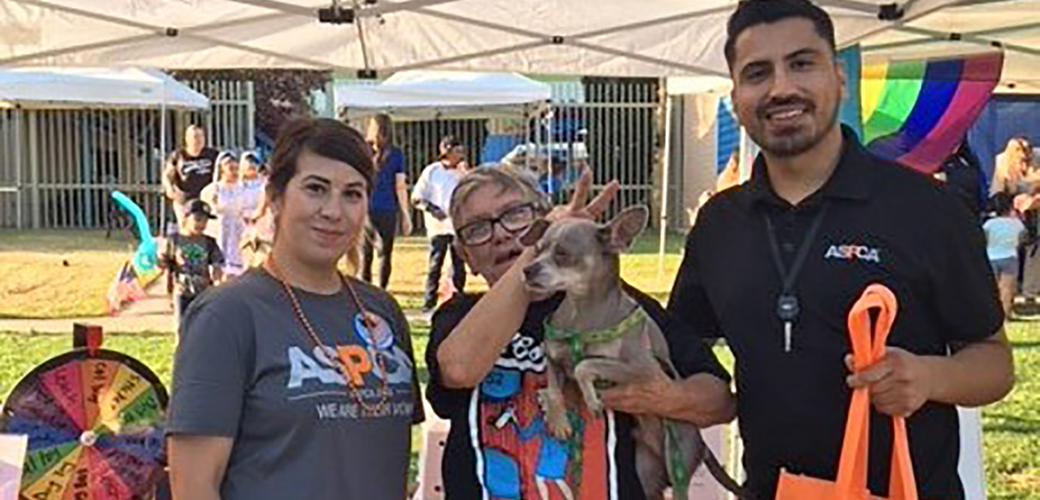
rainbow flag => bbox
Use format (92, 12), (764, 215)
(861, 51), (1003, 173)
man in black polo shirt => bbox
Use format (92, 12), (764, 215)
(163, 124), (219, 225)
(668, 1), (1015, 499)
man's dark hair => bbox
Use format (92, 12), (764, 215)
(724, 0), (837, 69)
(439, 135), (464, 160)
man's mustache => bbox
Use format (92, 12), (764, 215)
(756, 97), (815, 118)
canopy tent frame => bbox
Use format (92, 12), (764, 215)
(864, 24), (1040, 58)
(1, 0), (960, 77)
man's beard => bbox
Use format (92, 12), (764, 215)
(750, 99), (840, 158)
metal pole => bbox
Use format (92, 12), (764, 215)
(14, 110), (23, 229)
(657, 92), (672, 286)
(159, 76), (167, 230)
(546, 105), (554, 196)
(28, 110), (39, 228)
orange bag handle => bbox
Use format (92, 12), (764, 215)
(835, 284), (919, 500)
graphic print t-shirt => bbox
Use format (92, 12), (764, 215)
(169, 147), (219, 199)
(167, 233), (223, 297)
(168, 269), (424, 500)
(426, 286), (730, 500)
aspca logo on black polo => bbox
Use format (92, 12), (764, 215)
(824, 243), (881, 263)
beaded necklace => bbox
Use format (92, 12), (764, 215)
(266, 257), (392, 415)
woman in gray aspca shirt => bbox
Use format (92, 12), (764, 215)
(167, 118), (424, 500)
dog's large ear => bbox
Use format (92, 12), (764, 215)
(520, 218), (551, 247)
(600, 205), (649, 253)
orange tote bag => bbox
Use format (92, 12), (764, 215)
(775, 284), (922, 500)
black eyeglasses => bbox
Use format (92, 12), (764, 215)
(457, 203), (537, 246)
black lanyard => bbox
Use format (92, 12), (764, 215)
(762, 201), (829, 351)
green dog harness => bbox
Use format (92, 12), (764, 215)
(543, 306), (650, 364)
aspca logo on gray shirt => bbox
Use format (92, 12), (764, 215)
(824, 243), (881, 263)
(287, 344), (416, 421)
(287, 344), (415, 389)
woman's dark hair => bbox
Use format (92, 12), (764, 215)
(724, 0), (836, 69)
(368, 114), (395, 171)
(989, 191), (1014, 216)
(267, 118), (375, 202)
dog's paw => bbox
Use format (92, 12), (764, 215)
(583, 392), (604, 413)
(548, 417), (573, 440)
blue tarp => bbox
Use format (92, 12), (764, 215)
(717, 97), (738, 173)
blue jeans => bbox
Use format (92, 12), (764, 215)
(424, 234), (466, 309)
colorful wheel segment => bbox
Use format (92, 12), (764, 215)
(0, 349), (168, 500)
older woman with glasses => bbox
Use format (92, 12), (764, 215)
(424, 166), (735, 499)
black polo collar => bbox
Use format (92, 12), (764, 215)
(744, 125), (875, 210)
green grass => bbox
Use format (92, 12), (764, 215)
(0, 230), (140, 318)
(984, 320), (1040, 499)
(1, 322), (1037, 498)
(0, 229), (686, 318)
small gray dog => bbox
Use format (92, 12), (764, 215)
(521, 205), (744, 500)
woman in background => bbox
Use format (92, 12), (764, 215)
(241, 151), (274, 267)
(992, 136), (1036, 197)
(362, 114), (412, 288)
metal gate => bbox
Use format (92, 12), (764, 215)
(560, 77), (661, 221)
(0, 78), (256, 230)
(0, 109), (25, 228)
(182, 80), (256, 152)
(0, 108), (175, 230)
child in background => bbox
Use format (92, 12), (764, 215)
(160, 199), (224, 328)
(202, 152), (247, 276)
(240, 152), (267, 220)
(241, 152), (274, 267)
(984, 191), (1026, 316)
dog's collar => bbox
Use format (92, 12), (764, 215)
(543, 306), (649, 363)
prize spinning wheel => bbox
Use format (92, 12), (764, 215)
(0, 341), (168, 500)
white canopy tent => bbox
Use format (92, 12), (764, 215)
(0, 66), (209, 109)
(335, 70), (550, 120)
(2, 0), (1028, 79)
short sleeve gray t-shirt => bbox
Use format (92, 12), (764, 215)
(167, 268), (423, 500)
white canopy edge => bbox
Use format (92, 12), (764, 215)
(335, 70), (550, 120)
(0, 66), (209, 110)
